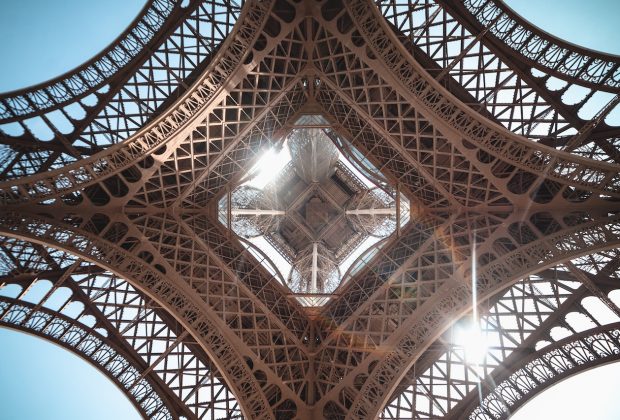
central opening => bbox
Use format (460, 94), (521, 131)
(219, 115), (409, 306)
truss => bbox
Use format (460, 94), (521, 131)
(1, 1), (619, 419)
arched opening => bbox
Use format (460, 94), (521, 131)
(0, 232), (244, 419)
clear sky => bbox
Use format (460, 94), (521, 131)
(0, 0), (145, 93)
(506, 0), (620, 55)
(0, 328), (141, 420)
(0, 1), (619, 419)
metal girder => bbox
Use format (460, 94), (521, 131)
(436, 0), (620, 152)
(0, 1), (244, 178)
(1, 0), (620, 419)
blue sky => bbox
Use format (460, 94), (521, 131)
(507, 0), (620, 55)
(0, 1), (619, 419)
(0, 0), (145, 93)
(0, 3), (145, 419)
(0, 329), (140, 420)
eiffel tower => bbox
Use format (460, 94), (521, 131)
(1, 1), (620, 419)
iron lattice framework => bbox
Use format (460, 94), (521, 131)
(1, 0), (620, 419)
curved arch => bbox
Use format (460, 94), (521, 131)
(459, 0), (620, 92)
(0, 213), (272, 418)
(469, 323), (620, 419)
(379, 247), (620, 419)
(0, 1), (249, 186)
(2, 1), (619, 418)
(346, 0), (620, 198)
(347, 213), (620, 418)
(474, 215), (620, 299)
(0, 243), (245, 419)
(0, 0), (179, 122)
(0, 0), (269, 205)
(0, 297), (176, 419)
(377, 0), (589, 148)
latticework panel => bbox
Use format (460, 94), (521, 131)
(1, 0), (620, 418)
(0, 1), (244, 181)
(0, 239), (241, 419)
(382, 249), (620, 419)
(378, 0), (620, 163)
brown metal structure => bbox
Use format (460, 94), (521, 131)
(1, 1), (620, 419)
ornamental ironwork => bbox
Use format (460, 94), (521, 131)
(1, 0), (619, 419)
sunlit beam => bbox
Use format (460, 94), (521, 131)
(472, 235), (477, 321)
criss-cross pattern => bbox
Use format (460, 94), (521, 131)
(1, 1), (620, 419)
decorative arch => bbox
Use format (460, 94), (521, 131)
(470, 323), (620, 419)
(0, 0), (182, 121)
(379, 247), (620, 419)
(456, 0), (620, 92)
(0, 0), (619, 418)
(0, 298), (179, 420)
(0, 215), (272, 418)
(0, 235), (247, 419)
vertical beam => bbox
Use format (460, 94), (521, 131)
(396, 182), (401, 238)
(311, 242), (319, 294)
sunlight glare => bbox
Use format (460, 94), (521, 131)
(456, 322), (488, 378)
(246, 145), (291, 189)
